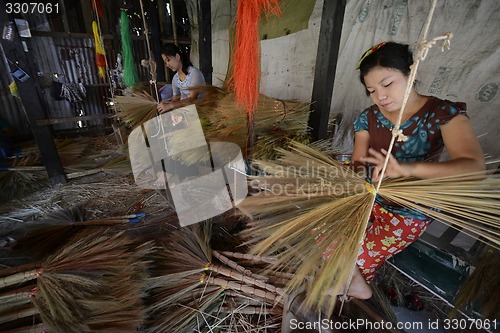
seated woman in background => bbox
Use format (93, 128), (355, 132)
(345, 41), (485, 299)
(156, 43), (205, 122)
(154, 43), (205, 187)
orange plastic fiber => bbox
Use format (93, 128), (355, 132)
(228, 0), (281, 120)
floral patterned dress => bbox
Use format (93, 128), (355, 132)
(352, 97), (467, 281)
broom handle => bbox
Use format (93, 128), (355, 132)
(218, 251), (277, 264)
(206, 276), (282, 305)
(212, 250), (257, 279)
(0, 270), (39, 289)
(3, 323), (47, 333)
(0, 166), (46, 172)
(220, 305), (282, 315)
(0, 287), (35, 303)
(209, 265), (284, 297)
(0, 307), (39, 325)
(66, 168), (102, 179)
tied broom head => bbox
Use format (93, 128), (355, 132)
(203, 93), (312, 159)
(241, 141), (375, 314)
(146, 221), (223, 332)
(113, 93), (158, 129)
(146, 220), (285, 332)
(34, 230), (153, 332)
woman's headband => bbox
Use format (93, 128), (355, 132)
(355, 42), (387, 70)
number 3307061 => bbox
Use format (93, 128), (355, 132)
(6, 3), (59, 14)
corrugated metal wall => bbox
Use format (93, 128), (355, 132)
(0, 43), (31, 136)
(0, 32), (151, 135)
(29, 33), (150, 131)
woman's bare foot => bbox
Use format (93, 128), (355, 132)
(326, 268), (372, 300)
(346, 268), (372, 299)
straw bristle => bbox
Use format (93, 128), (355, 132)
(241, 141), (500, 314)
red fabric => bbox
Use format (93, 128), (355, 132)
(357, 203), (431, 282)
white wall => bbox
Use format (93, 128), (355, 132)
(210, 0), (500, 163)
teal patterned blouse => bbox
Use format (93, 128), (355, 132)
(353, 96), (467, 219)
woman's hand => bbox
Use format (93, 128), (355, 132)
(157, 102), (172, 113)
(360, 148), (412, 182)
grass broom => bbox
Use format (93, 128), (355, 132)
(0, 231), (153, 332)
(146, 221), (285, 332)
(240, 141), (500, 315)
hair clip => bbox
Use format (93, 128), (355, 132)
(355, 42), (387, 70)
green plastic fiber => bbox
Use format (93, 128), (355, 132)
(121, 10), (139, 88)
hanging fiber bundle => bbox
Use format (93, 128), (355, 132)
(92, 21), (106, 80)
(227, 0), (281, 120)
(91, 0), (104, 18)
(120, 10), (139, 88)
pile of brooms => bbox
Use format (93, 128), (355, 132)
(2, 87), (499, 331)
(0, 137), (132, 204)
(0, 206), (296, 332)
(1, 140), (498, 332)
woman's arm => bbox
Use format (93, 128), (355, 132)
(408, 114), (485, 177)
(157, 70), (203, 113)
(351, 130), (371, 175)
(157, 93), (196, 113)
(362, 115), (485, 181)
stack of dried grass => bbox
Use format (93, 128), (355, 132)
(1, 137), (132, 202)
(144, 221), (285, 332)
(0, 203), (293, 332)
(0, 230), (153, 333)
(112, 87), (312, 162)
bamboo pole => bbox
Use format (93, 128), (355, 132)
(0, 270), (39, 289)
(0, 307), (39, 324)
(206, 276), (281, 305)
(212, 250), (256, 278)
(209, 265), (285, 297)
(218, 251), (277, 264)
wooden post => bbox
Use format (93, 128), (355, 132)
(197, 0), (212, 84)
(0, 12), (67, 185)
(308, 0), (347, 141)
(150, 0), (165, 83)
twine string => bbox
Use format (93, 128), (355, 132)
(374, 0), (452, 192)
(341, 0), (452, 313)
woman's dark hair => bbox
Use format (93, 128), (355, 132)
(358, 42), (413, 95)
(162, 43), (193, 74)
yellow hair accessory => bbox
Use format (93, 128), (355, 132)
(365, 183), (376, 195)
(356, 42), (387, 70)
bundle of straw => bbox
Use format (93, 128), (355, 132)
(145, 221), (285, 333)
(66, 155), (131, 179)
(452, 249), (500, 319)
(112, 89), (311, 163)
(240, 141), (500, 314)
(113, 92), (158, 128)
(12, 205), (147, 260)
(203, 93), (311, 160)
(0, 231), (153, 332)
